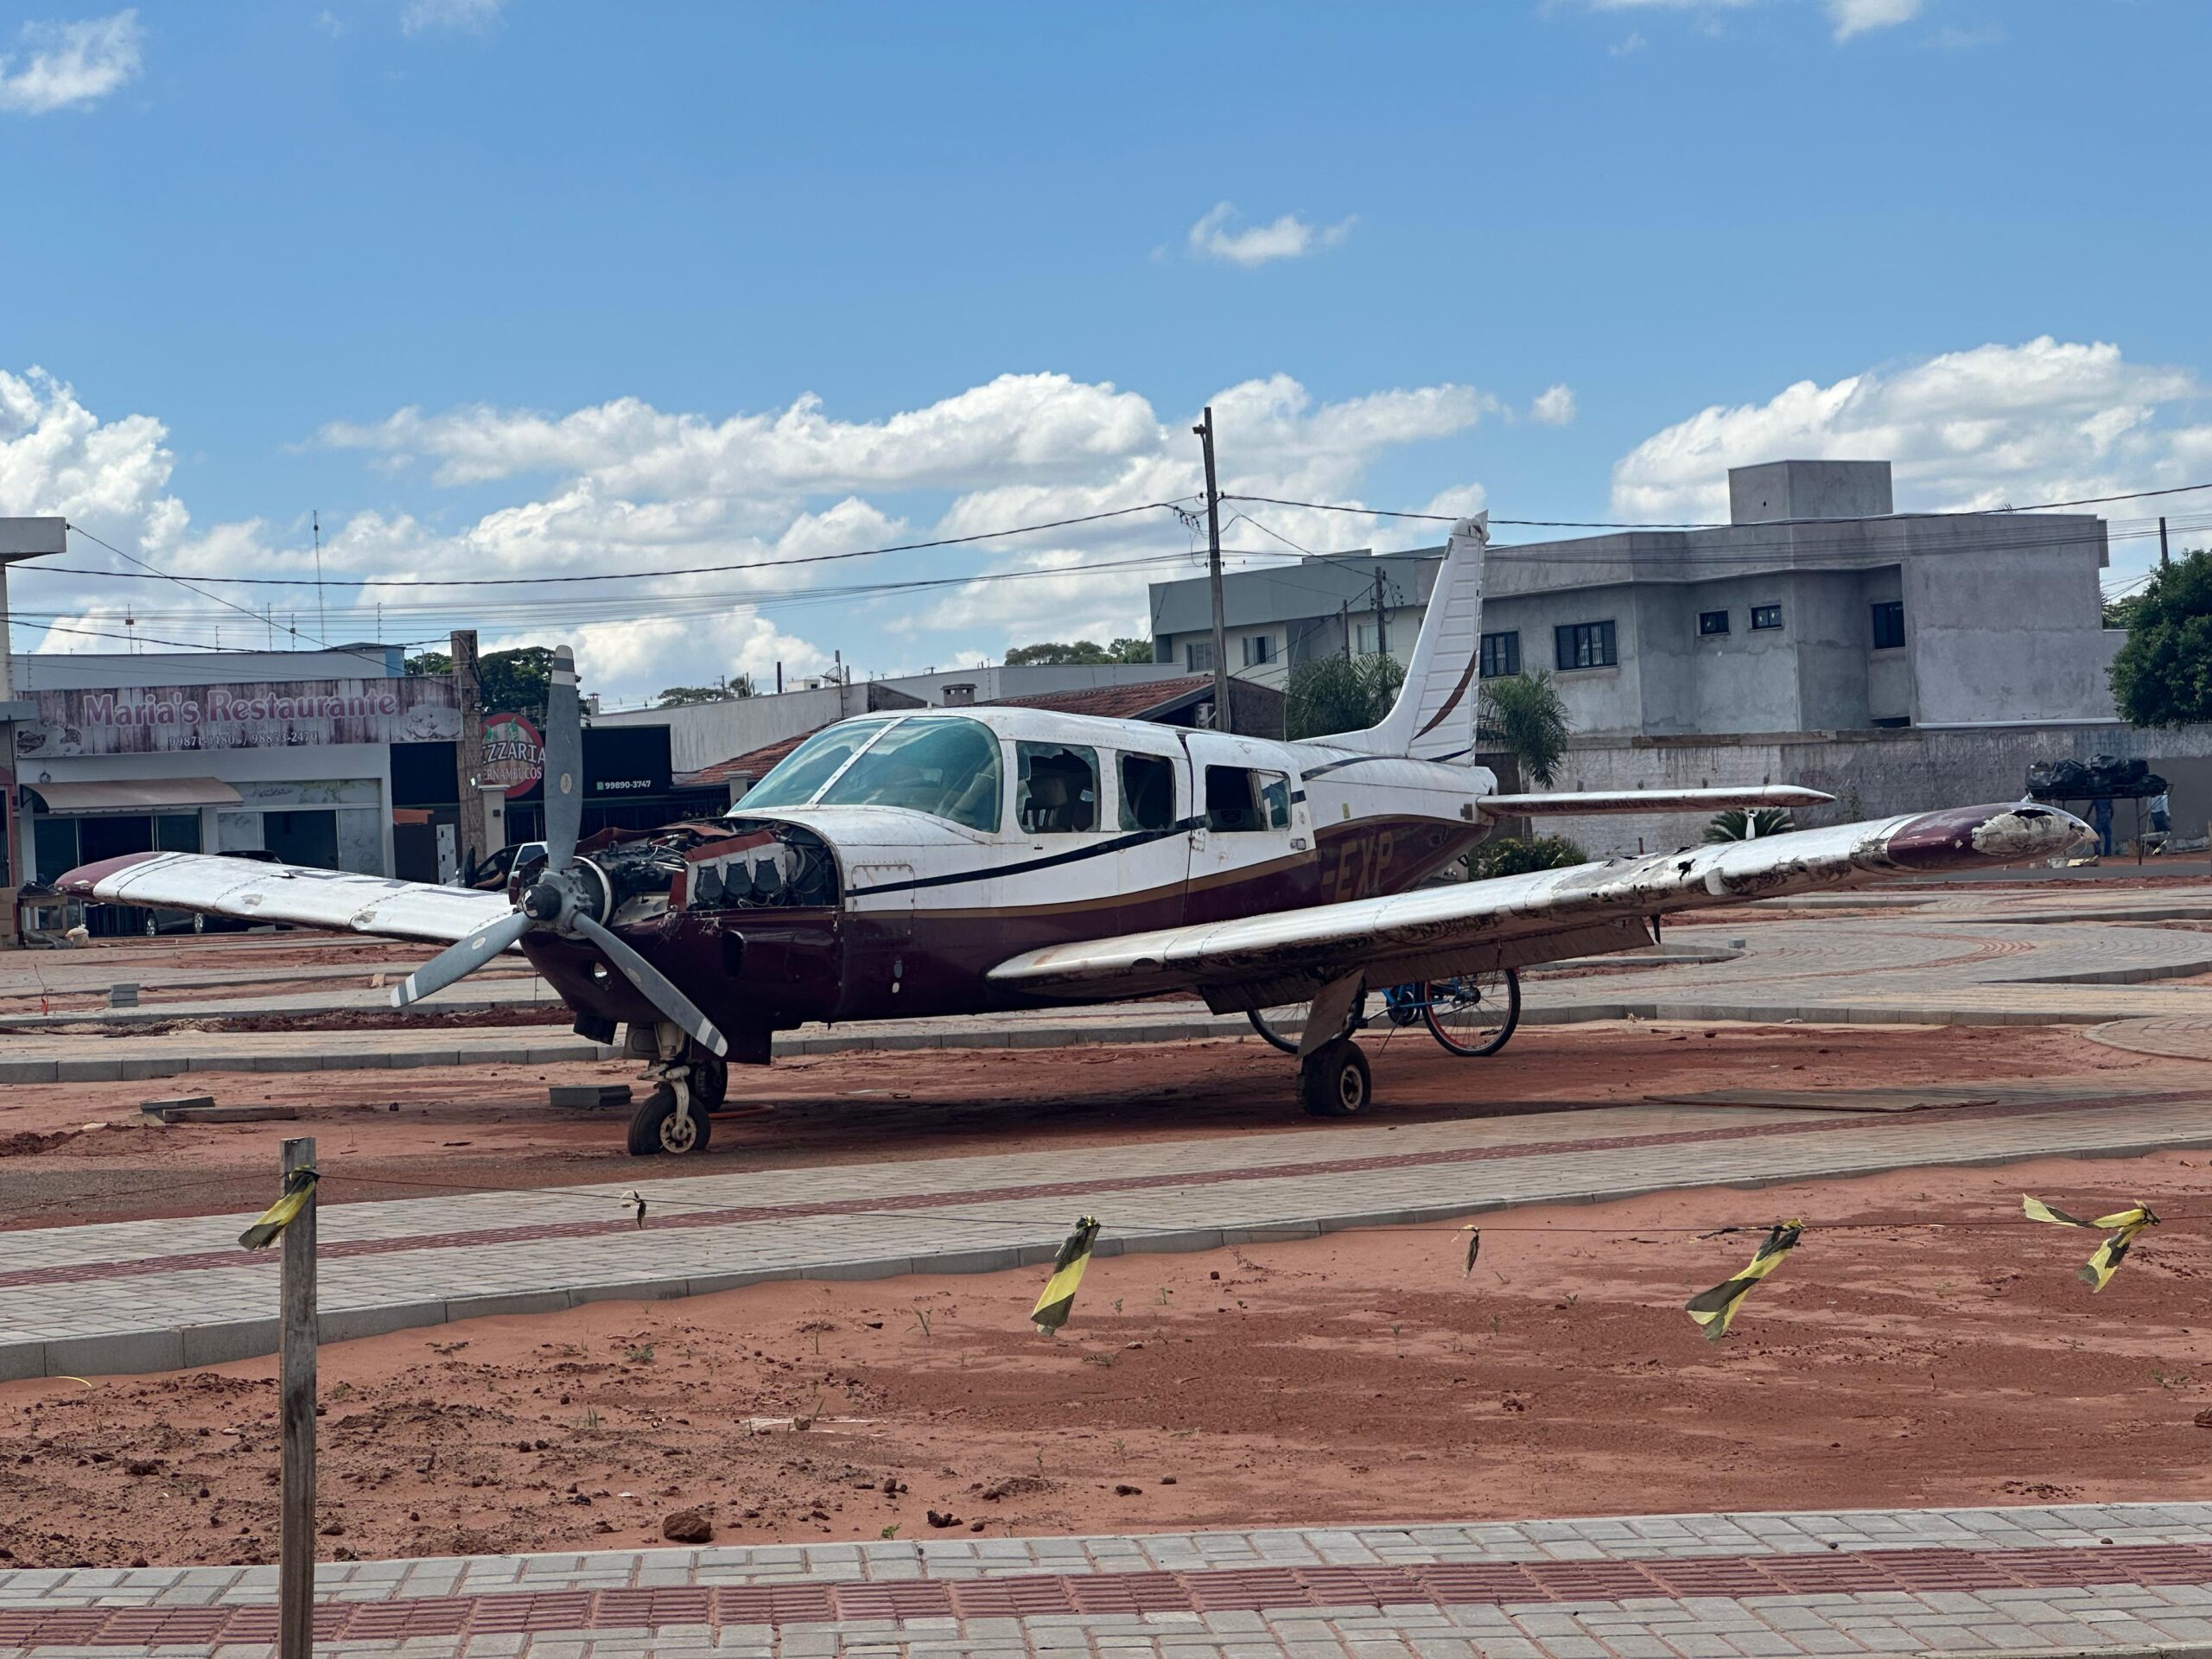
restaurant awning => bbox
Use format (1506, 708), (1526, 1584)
(24, 777), (245, 814)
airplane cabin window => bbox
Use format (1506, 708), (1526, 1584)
(1256, 771), (1293, 830)
(1016, 742), (1101, 833)
(1117, 753), (1177, 832)
(741, 718), (898, 810)
(815, 716), (1004, 831)
(1204, 765), (1262, 832)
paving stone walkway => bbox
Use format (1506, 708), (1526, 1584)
(9, 1503), (2212, 1657)
(3, 1079), (2205, 1382)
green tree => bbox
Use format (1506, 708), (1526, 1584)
(657, 685), (731, 707)
(2110, 550), (2212, 727)
(1476, 671), (1570, 789)
(1285, 652), (1405, 740)
(2103, 593), (2144, 630)
(1004, 638), (1156, 666)
(404, 645), (557, 720)
(1705, 807), (1797, 842)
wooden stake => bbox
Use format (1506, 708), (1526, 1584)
(278, 1135), (318, 1659)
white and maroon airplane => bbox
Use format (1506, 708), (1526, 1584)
(60, 516), (2088, 1155)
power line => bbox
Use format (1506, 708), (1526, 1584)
(36, 499), (1199, 591)
(1224, 479), (2212, 530)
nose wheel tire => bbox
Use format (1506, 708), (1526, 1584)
(626, 1082), (713, 1157)
(1297, 1038), (1371, 1117)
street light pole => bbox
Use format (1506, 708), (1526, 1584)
(1194, 407), (1233, 734)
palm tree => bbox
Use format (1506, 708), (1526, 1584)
(1476, 671), (1570, 788)
(1705, 807), (1796, 842)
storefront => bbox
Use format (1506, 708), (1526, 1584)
(10, 650), (459, 909)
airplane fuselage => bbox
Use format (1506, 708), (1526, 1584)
(523, 705), (1494, 1061)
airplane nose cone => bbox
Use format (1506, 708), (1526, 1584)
(1882, 802), (2094, 873)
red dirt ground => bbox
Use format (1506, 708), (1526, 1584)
(4, 1149), (2209, 1570)
(0, 1023), (2156, 1228)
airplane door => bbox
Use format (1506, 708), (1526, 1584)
(1181, 731), (1315, 925)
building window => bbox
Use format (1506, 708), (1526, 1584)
(1241, 633), (1274, 668)
(1117, 752), (1177, 832)
(1354, 621), (1382, 657)
(1185, 640), (1215, 673)
(1871, 601), (1905, 650)
(1015, 741), (1100, 834)
(1699, 610), (1731, 637)
(1751, 604), (1783, 630)
(940, 683), (976, 706)
(1554, 620), (1618, 671)
(1479, 630), (1521, 678)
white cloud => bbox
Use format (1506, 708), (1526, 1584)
(401, 0), (504, 35)
(11, 365), (1509, 700)
(1611, 337), (2205, 524)
(1827, 0), (1918, 40)
(0, 10), (141, 115)
(1610, 31), (1649, 54)
(1186, 202), (1356, 268)
(1530, 385), (1578, 427)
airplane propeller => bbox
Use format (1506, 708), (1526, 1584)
(391, 645), (729, 1057)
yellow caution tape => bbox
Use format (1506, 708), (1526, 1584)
(2024, 1195), (2158, 1291)
(238, 1166), (318, 1251)
(1031, 1215), (1100, 1335)
(1461, 1224), (1481, 1276)
(1685, 1220), (1802, 1343)
(620, 1189), (646, 1229)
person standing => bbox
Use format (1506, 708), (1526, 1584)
(2093, 796), (2114, 857)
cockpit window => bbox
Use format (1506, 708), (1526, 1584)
(815, 717), (1003, 831)
(737, 718), (897, 811)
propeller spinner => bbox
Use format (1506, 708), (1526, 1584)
(391, 645), (728, 1057)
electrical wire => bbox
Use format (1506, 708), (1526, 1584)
(1224, 479), (2212, 530)
(37, 499), (1200, 591)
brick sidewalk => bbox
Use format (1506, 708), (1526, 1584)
(9, 1504), (2212, 1657)
(3, 1084), (2207, 1382)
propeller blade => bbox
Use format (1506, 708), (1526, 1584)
(543, 644), (582, 870)
(391, 908), (533, 1009)
(571, 911), (729, 1057)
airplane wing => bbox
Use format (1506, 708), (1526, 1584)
(986, 802), (2088, 1010)
(55, 851), (516, 945)
(1481, 785), (1834, 816)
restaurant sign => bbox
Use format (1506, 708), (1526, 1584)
(17, 677), (461, 758)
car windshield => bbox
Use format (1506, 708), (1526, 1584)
(737, 719), (897, 811)
(816, 717), (1003, 831)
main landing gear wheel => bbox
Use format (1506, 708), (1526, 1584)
(1421, 969), (1521, 1058)
(1298, 1038), (1371, 1117)
(626, 1081), (713, 1157)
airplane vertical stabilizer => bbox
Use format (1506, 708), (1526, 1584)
(1325, 512), (1487, 761)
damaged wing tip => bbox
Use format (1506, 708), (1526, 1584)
(52, 851), (162, 897)
(1884, 802), (2094, 872)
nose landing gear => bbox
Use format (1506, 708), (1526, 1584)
(624, 1025), (730, 1156)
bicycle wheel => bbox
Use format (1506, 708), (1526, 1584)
(1421, 969), (1521, 1057)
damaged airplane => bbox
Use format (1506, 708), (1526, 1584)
(59, 516), (2092, 1154)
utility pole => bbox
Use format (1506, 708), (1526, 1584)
(452, 630), (486, 874)
(1340, 600), (1351, 661)
(1193, 406), (1232, 734)
(1371, 567), (1389, 659)
(311, 511), (327, 645)
(2161, 516), (2171, 569)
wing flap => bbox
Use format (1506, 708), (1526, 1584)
(988, 802), (2088, 1001)
(57, 852), (517, 945)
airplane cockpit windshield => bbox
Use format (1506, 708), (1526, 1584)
(734, 716), (1004, 832)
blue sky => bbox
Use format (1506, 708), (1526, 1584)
(3, 0), (2209, 702)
